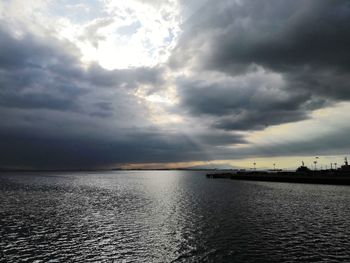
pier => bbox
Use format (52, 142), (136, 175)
(207, 158), (350, 185)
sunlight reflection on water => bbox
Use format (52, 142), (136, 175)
(0, 171), (349, 262)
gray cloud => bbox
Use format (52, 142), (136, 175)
(176, 72), (327, 130)
(0, 23), (164, 114)
(213, 110), (307, 131)
(0, 122), (247, 169)
(172, 0), (350, 132)
(0, 20), (245, 169)
(0, 26), (85, 111)
(173, 0), (350, 74)
(2, 0), (350, 168)
(0, 129), (200, 169)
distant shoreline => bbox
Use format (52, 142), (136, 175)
(0, 168), (232, 173)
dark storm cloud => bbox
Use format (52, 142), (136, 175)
(0, 22), (160, 168)
(172, 0), (350, 131)
(0, 23), (163, 113)
(2, 0), (350, 168)
(174, 0), (350, 73)
(176, 72), (326, 130)
(213, 110), (307, 131)
(0, 20), (246, 168)
(0, 128), (202, 169)
(205, 1), (350, 73)
(0, 26), (86, 111)
(177, 74), (310, 115)
(0, 125), (247, 169)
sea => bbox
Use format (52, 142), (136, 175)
(0, 171), (349, 262)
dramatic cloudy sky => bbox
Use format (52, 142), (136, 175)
(1, 0), (350, 169)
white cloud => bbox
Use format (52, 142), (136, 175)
(0, 0), (181, 70)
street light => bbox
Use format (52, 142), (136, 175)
(314, 156), (319, 170)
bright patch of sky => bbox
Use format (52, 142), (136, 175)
(0, 0), (181, 70)
(54, 0), (181, 69)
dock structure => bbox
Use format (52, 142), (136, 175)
(206, 158), (350, 185)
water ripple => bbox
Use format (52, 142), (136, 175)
(0, 171), (349, 262)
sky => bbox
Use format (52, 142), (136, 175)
(1, 0), (350, 170)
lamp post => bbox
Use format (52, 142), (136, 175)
(253, 162), (256, 171)
(314, 156), (319, 171)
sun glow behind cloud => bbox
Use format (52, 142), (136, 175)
(1, 0), (181, 70)
(56, 0), (181, 70)
(1, 0), (350, 169)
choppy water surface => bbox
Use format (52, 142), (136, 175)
(0, 171), (349, 262)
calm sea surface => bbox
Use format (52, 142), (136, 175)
(0, 171), (349, 262)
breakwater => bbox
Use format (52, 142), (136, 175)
(207, 171), (350, 185)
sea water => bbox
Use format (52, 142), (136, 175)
(0, 171), (349, 262)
